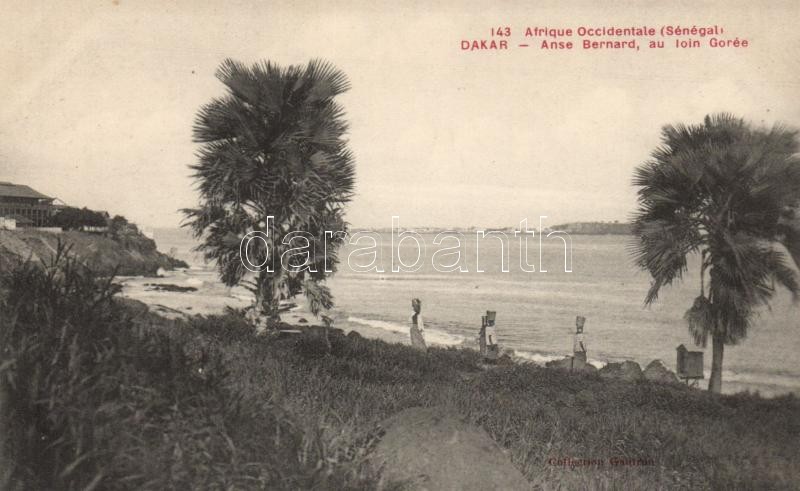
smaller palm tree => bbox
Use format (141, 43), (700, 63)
(631, 113), (800, 393)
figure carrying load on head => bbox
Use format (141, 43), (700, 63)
(409, 298), (427, 352)
(484, 310), (499, 363)
(572, 315), (587, 370)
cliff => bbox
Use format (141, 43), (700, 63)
(0, 229), (187, 276)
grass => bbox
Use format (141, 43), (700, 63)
(2, 251), (799, 489)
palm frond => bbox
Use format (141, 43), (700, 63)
(302, 279), (333, 316)
(632, 113), (800, 344)
(684, 295), (714, 348)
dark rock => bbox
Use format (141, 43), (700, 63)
(582, 363), (598, 374)
(277, 301), (297, 313)
(371, 406), (529, 490)
(346, 330), (363, 340)
(297, 317), (308, 324)
(545, 356), (574, 370)
(571, 354), (587, 371)
(144, 283), (198, 293)
(599, 361), (643, 381)
(274, 321), (295, 331)
(643, 359), (680, 384)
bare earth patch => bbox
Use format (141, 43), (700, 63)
(371, 406), (530, 490)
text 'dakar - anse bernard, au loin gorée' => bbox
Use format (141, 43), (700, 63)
(461, 25), (748, 52)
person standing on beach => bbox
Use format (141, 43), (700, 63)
(409, 298), (427, 351)
(484, 311), (499, 363)
(572, 315), (587, 369)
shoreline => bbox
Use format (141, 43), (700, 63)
(119, 268), (800, 398)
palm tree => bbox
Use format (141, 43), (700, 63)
(631, 113), (800, 393)
(183, 58), (355, 326)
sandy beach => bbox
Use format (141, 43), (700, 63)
(119, 269), (412, 346)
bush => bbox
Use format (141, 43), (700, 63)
(50, 207), (108, 230)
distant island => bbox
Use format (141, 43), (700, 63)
(550, 221), (632, 235)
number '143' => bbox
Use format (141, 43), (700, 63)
(492, 27), (511, 37)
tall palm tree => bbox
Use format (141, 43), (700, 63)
(183, 58), (355, 325)
(631, 113), (800, 393)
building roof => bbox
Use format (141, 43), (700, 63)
(0, 182), (53, 200)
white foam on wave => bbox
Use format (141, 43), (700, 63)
(589, 360), (606, 369)
(513, 351), (563, 365)
(347, 316), (407, 334)
(513, 350), (606, 369)
(347, 316), (465, 347)
(423, 329), (465, 346)
(712, 368), (800, 391)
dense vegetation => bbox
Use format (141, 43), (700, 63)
(33, 208), (190, 273)
(1, 255), (798, 489)
(50, 206), (109, 230)
(0, 251), (379, 490)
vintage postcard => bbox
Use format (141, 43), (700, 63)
(2, 1), (799, 489)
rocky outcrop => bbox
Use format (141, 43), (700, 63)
(371, 406), (529, 490)
(346, 330), (363, 340)
(544, 356), (597, 373)
(643, 360), (680, 384)
(0, 229), (186, 276)
(599, 361), (643, 381)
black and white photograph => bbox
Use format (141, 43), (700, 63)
(2, 1), (800, 489)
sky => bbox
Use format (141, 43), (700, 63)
(1, 0), (799, 229)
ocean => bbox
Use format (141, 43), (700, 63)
(154, 227), (800, 397)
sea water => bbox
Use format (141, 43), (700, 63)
(154, 228), (800, 397)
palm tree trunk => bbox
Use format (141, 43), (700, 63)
(708, 333), (724, 393)
(257, 270), (280, 327)
(0, 379), (9, 489)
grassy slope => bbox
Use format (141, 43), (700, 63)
(209, 325), (800, 490)
(2, 256), (799, 489)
